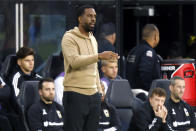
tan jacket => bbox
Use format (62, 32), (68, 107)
(61, 27), (101, 95)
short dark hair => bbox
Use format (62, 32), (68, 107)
(142, 24), (158, 40)
(77, 5), (94, 20)
(38, 78), (54, 90)
(100, 22), (116, 37)
(16, 47), (35, 60)
(149, 87), (167, 98)
(170, 76), (184, 86)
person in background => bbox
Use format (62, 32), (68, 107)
(7, 47), (41, 96)
(100, 58), (121, 94)
(98, 82), (121, 131)
(98, 22), (116, 77)
(98, 22), (116, 53)
(129, 87), (171, 131)
(61, 4), (119, 131)
(27, 78), (64, 131)
(126, 24), (161, 92)
(166, 76), (196, 131)
(101, 58), (148, 101)
(0, 76), (26, 131)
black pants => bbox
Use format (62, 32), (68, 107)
(63, 91), (101, 131)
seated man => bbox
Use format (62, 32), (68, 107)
(100, 59), (121, 94)
(27, 78), (64, 131)
(98, 82), (121, 131)
(0, 76), (26, 131)
(7, 47), (41, 96)
(129, 87), (171, 131)
(166, 76), (196, 131)
(101, 59), (148, 100)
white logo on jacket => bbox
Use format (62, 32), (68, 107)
(43, 109), (47, 115)
(172, 108), (176, 115)
(146, 50), (153, 57)
(184, 108), (189, 116)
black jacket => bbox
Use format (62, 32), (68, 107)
(0, 76), (22, 115)
(129, 101), (172, 131)
(99, 100), (121, 131)
(165, 98), (196, 131)
(0, 76), (26, 131)
(126, 40), (161, 91)
(98, 38), (116, 53)
(27, 100), (64, 131)
(6, 66), (41, 96)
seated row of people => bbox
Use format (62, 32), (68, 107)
(1, 46), (196, 131)
(129, 76), (196, 131)
(0, 73), (121, 131)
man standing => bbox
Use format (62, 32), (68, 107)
(166, 76), (196, 131)
(126, 24), (161, 91)
(7, 47), (41, 96)
(129, 88), (171, 131)
(27, 78), (64, 131)
(61, 5), (118, 131)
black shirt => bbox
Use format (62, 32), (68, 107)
(165, 98), (196, 131)
(27, 100), (64, 131)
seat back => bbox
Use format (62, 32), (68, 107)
(42, 54), (64, 79)
(0, 54), (17, 80)
(149, 79), (171, 100)
(107, 79), (134, 131)
(18, 81), (40, 107)
(18, 80), (40, 131)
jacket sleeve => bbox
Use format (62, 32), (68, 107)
(134, 109), (164, 131)
(27, 104), (42, 131)
(61, 34), (98, 69)
(138, 50), (156, 91)
(189, 106), (196, 130)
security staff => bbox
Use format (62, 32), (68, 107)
(126, 24), (161, 91)
(166, 76), (196, 131)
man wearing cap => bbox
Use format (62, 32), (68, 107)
(98, 22), (116, 53)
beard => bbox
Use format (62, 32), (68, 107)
(83, 23), (94, 32)
(173, 93), (182, 101)
(42, 95), (54, 102)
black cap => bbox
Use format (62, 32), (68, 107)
(100, 22), (115, 36)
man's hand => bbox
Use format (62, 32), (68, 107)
(154, 105), (168, 123)
(98, 51), (119, 60)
